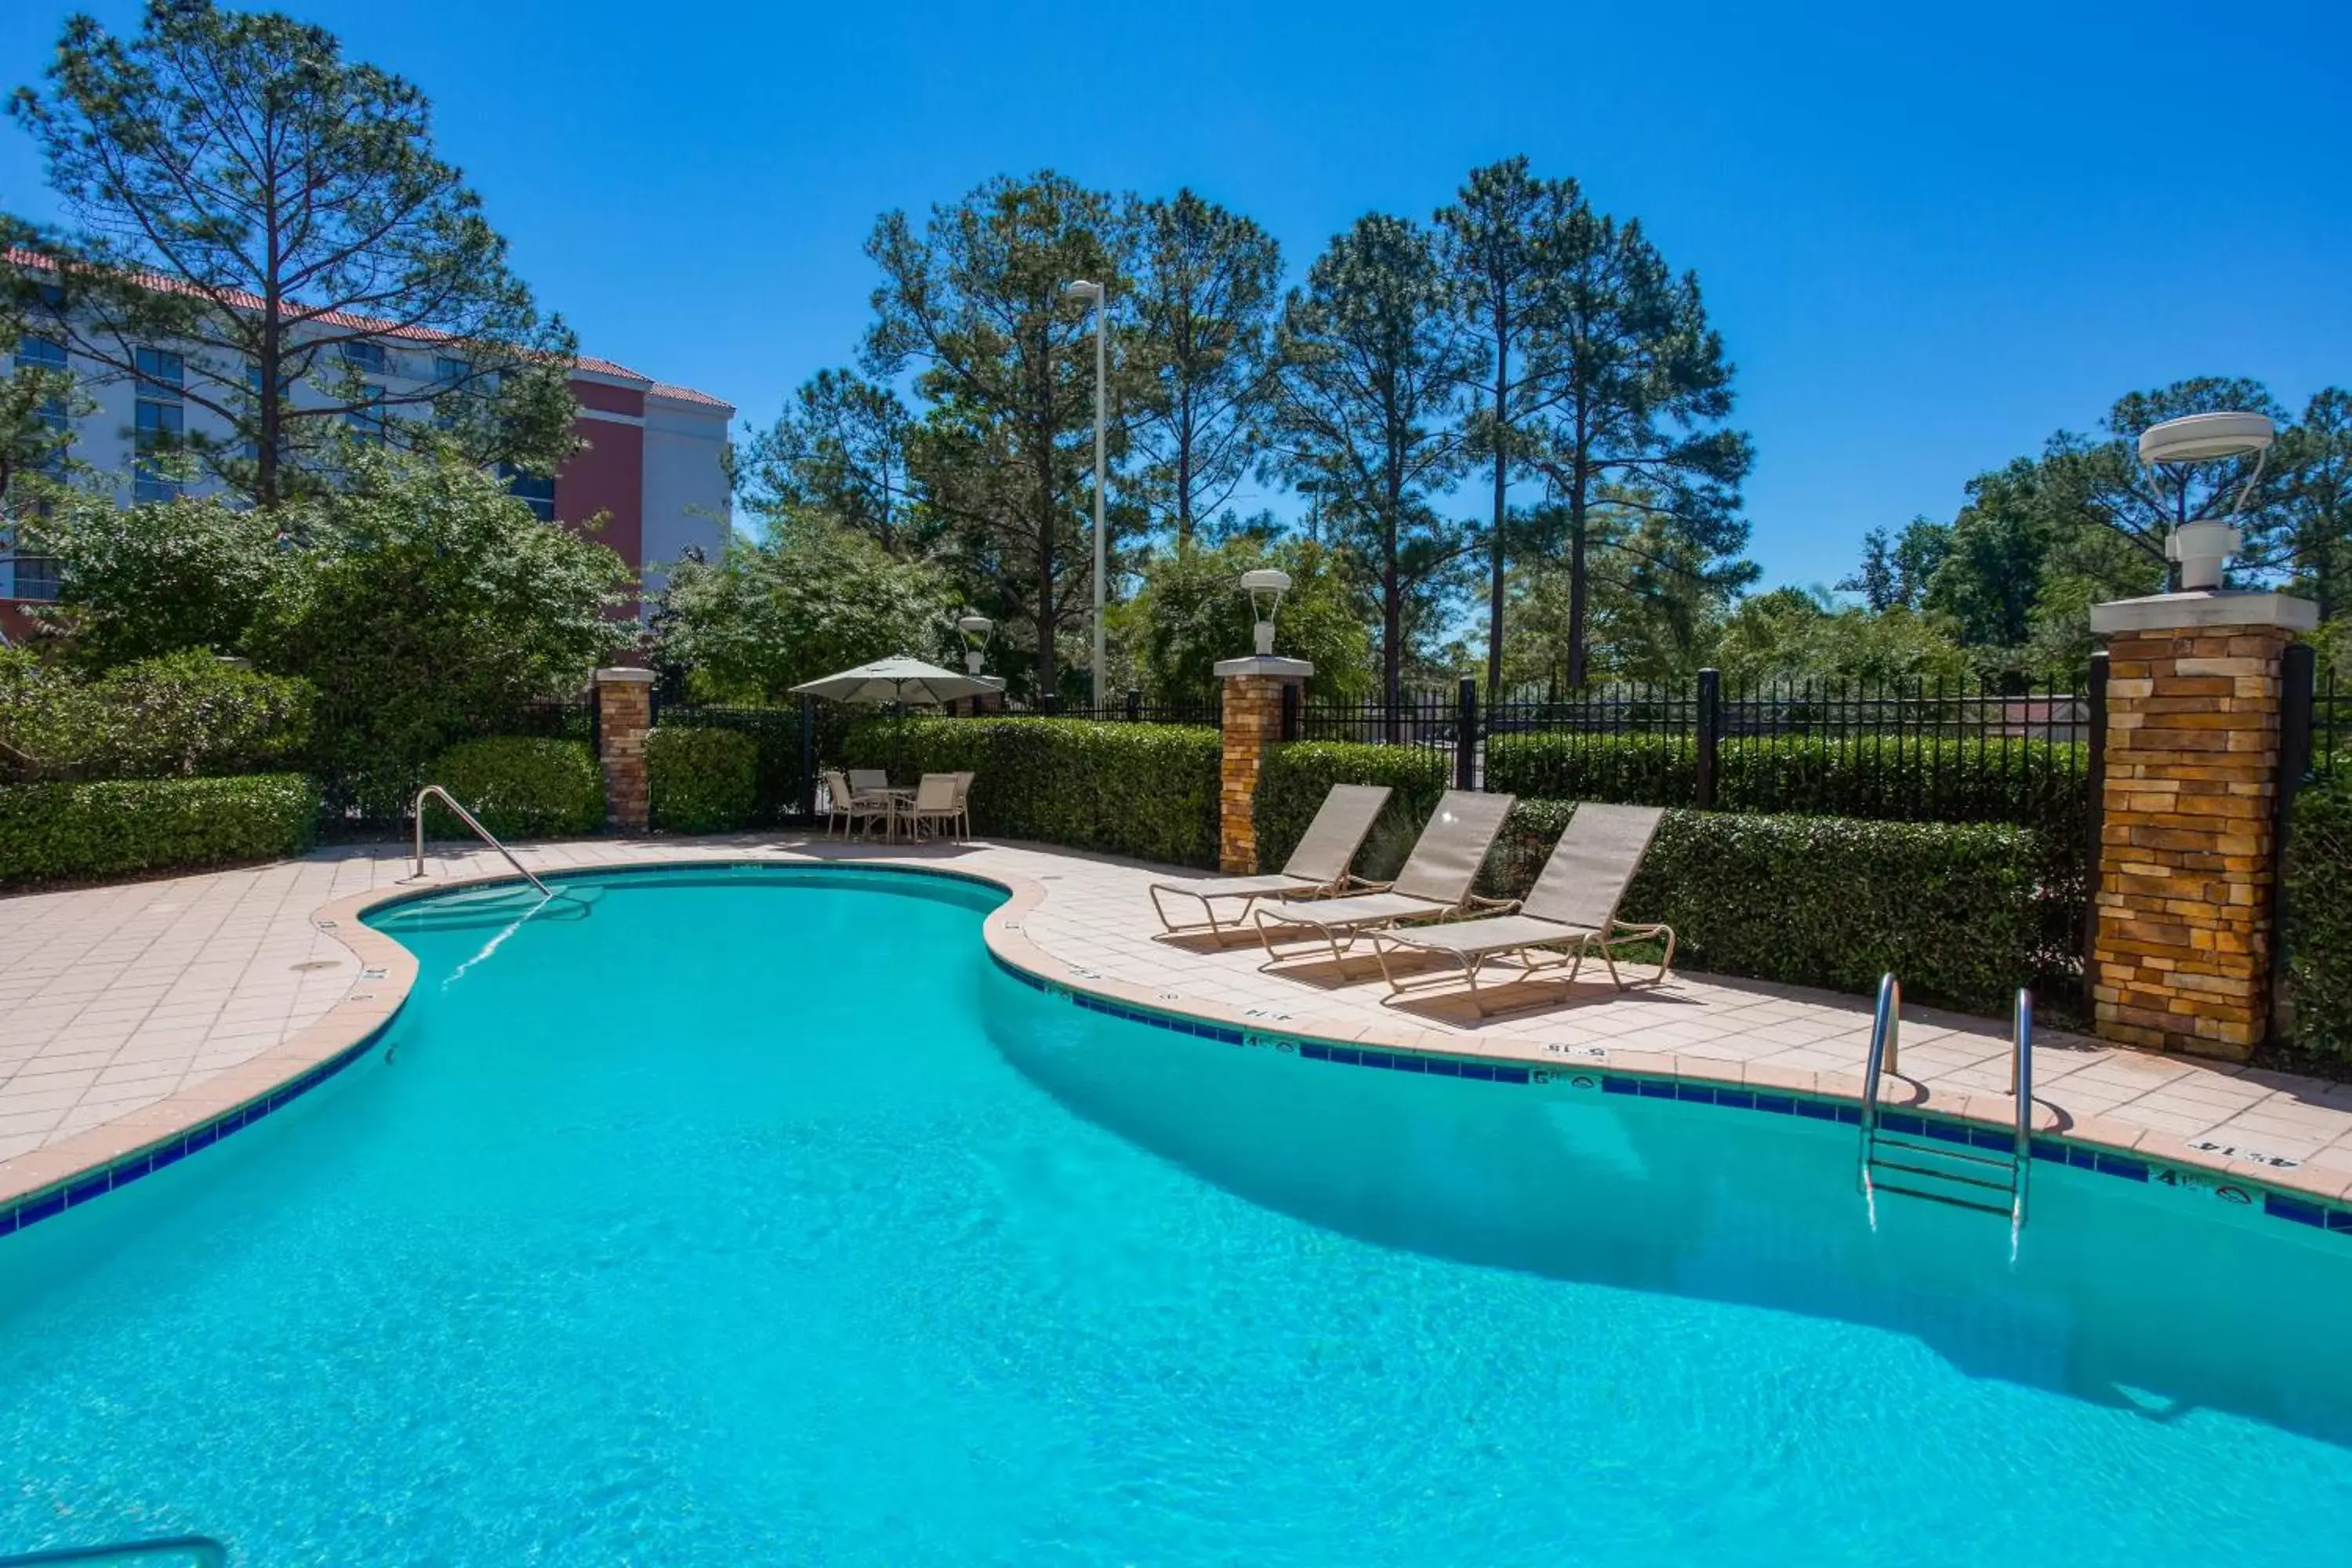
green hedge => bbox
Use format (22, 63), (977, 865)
(427, 737), (604, 840)
(841, 717), (1220, 867)
(1484, 800), (2045, 1014)
(2285, 775), (2352, 1058)
(0, 773), (319, 885)
(1254, 742), (1452, 881)
(647, 726), (759, 833)
(0, 647), (314, 783)
(1486, 731), (2087, 838)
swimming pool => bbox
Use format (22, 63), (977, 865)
(3, 864), (2350, 1564)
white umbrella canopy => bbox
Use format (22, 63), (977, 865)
(789, 657), (1002, 708)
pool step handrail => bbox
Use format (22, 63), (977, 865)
(411, 784), (552, 898)
(1858, 976), (2033, 1229)
(0, 1537), (227, 1566)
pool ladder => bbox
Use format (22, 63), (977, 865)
(1857, 975), (2034, 1227)
(408, 784), (552, 897)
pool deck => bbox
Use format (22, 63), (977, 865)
(6, 833), (2352, 1221)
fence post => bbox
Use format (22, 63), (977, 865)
(1695, 667), (1721, 810)
(2270, 642), (2317, 1040)
(1456, 677), (1479, 790)
(798, 692), (818, 820)
(592, 667), (656, 833)
(1216, 655), (1315, 873)
(1125, 688), (1142, 722)
(2082, 650), (2108, 1014)
(1280, 681), (1300, 742)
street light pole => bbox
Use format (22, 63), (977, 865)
(1067, 278), (1108, 709)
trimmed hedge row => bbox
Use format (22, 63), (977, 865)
(1255, 742), (1450, 882)
(1485, 731), (2087, 839)
(427, 737), (604, 840)
(841, 717), (1221, 867)
(2285, 775), (2352, 1058)
(1490, 800), (2046, 1015)
(648, 726), (760, 833)
(0, 648), (315, 784)
(0, 773), (320, 885)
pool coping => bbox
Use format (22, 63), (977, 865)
(5, 854), (2351, 1243)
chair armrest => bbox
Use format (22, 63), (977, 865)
(1466, 894), (1520, 914)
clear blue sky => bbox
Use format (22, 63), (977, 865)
(3, 0), (2347, 590)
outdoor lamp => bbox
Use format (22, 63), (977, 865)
(956, 612), (995, 675)
(2138, 412), (2276, 591)
(1240, 568), (1292, 656)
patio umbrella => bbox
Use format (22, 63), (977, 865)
(790, 657), (1004, 782)
(789, 657), (1001, 709)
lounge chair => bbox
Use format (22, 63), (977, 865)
(895, 773), (964, 842)
(1148, 783), (1393, 935)
(1370, 802), (1675, 1012)
(822, 769), (891, 840)
(1252, 789), (1516, 964)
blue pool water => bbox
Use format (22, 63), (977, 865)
(4, 866), (2352, 1565)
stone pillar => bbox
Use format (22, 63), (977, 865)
(2087, 590), (2317, 1058)
(1214, 656), (1312, 874)
(593, 667), (657, 833)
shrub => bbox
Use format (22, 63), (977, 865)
(1489, 799), (2045, 1015)
(427, 737), (604, 840)
(0, 773), (319, 885)
(1254, 742), (1451, 881)
(0, 647), (314, 783)
(1486, 730), (2088, 839)
(2285, 775), (2352, 1058)
(841, 717), (1220, 867)
(647, 725), (760, 833)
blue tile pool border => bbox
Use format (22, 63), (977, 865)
(0, 1018), (393, 1240)
(985, 949), (2352, 1243)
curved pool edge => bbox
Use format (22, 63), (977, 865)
(5, 852), (2350, 1243)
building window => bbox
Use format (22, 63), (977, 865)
(6, 552), (62, 603)
(340, 339), (389, 375)
(501, 463), (556, 521)
(345, 383), (387, 443)
(132, 347), (184, 503)
(12, 335), (69, 475)
(433, 355), (470, 430)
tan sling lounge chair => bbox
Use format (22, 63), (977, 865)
(1370, 802), (1675, 1012)
(822, 769), (891, 840)
(1252, 789), (1516, 965)
(1148, 784), (1392, 935)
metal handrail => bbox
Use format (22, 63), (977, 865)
(411, 785), (551, 897)
(2011, 987), (2034, 1224)
(1856, 972), (1900, 1192)
(0, 1538), (226, 1566)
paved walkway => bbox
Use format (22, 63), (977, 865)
(5, 835), (2352, 1209)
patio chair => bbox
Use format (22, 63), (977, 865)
(848, 768), (891, 797)
(1147, 783), (1393, 935)
(1252, 789), (1516, 965)
(949, 771), (975, 839)
(1370, 802), (1675, 1013)
(822, 769), (891, 841)
(894, 773), (964, 842)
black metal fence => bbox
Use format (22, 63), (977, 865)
(1287, 682), (1477, 786)
(1001, 691), (1221, 726)
(2316, 664), (2346, 779)
(648, 691), (840, 826)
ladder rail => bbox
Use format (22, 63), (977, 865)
(1856, 972), (1900, 1194)
(2011, 987), (2034, 1224)
(410, 785), (552, 898)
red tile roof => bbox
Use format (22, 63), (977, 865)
(649, 382), (733, 411)
(5, 245), (726, 408)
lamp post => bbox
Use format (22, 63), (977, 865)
(1065, 278), (1108, 708)
(1240, 568), (1292, 656)
(956, 612), (995, 675)
(2138, 412), (2276, 590)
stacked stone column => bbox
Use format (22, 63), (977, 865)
(1214, 656), (1312, 874)
(593, 667), (656, 833)
(2089, 593), (2315, 1058)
